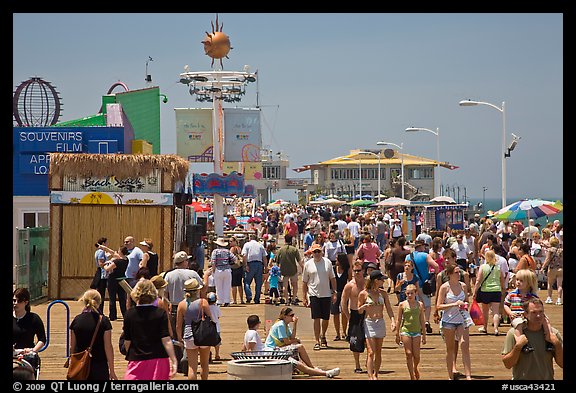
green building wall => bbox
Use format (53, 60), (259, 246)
(115, 87), (161, 154)
(52, 86), (161, 154)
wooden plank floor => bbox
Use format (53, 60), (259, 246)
(32, 285), (563, 381)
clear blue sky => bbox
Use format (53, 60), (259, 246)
(13, 13), (563, 202)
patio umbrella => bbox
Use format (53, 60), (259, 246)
(324, 198), (347, 206)
(375, 197), (412, 207)
(491, 199), (563, 221)
(349, 199), (375, 207)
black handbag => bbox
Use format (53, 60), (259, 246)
(89, 268), (101, 290)
(191, 301), (221, 347)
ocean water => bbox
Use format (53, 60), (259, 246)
(465, 197), (563, 225)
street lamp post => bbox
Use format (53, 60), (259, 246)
(459, 99), (506, 210)
(359, 156), (362, 198)
(376, 141), (404, 200)
(405, 127), (440, 197)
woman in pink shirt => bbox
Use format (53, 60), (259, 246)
(355, 234), (383, 270)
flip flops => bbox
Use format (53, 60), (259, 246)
(313, 343), (321, 350)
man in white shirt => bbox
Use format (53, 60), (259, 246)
(302, 244), (337, 350)
(521, 219), (540, 245)
(241, 234), (268, 304)
(347, 216), (361, 250)
(451, 233), (473, 270)
(335, 214), (348, 235)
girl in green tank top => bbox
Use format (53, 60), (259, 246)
(395, 284), (427, 380)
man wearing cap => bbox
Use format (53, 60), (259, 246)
(469, 214), (480, 233)
(452, 233), (473, 270)
(407, 240), (439, 334)
(241, 234), (268, 304)
(302, 243), (338, 350)
(209, 237), (235, 306)
(164, 251), (204, 338)
(391, 218), (404, 240)
(415, 228), (433, 248)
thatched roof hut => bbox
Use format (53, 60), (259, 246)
(48, 153), (191, 299)
(49, 153), (189, 182)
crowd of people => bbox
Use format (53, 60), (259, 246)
(13, 202), (563, 381)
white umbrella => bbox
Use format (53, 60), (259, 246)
(429, 196), (456, 204)
(375, 197), (412, 207)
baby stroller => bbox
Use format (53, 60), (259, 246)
(13, 349), (40, 380)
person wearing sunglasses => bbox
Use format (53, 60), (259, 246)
(13, 288), (46, 376)
(358, 270), (396, 380)
(263, 307), (340, 378)
(302, 243), (338, 350)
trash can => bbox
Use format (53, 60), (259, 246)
(227, 358), (293, 380)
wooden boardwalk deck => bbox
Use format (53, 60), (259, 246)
(31, 287), (563, 381)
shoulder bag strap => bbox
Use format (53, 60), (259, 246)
(478, 265), (495, 290)
(410, 252), (424, 278)
(87, 315), (103, 352)
(199, 298), (207, 321)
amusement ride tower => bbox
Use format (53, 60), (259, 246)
(179, 15), (257, 235)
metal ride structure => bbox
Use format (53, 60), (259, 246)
(13, 77), (63, 127)
(179, 15), (257, 235)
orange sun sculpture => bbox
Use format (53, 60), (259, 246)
(202, 15), (232, 68)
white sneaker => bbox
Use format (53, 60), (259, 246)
(326, 368), (340, 378)
(545, 297), (553, 304)
(556, 299), (562, 305)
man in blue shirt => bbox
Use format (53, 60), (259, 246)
(303, 226), (314, 252)
(406, 240), (439, 334)
(123, 236), (144, 287)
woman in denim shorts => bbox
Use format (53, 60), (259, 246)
(436, 264), (472, 380)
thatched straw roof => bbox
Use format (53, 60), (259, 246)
(49, 153), (189, 182)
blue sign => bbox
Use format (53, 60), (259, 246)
(13, 126), (125, 196)
(18, 129), (83, 153)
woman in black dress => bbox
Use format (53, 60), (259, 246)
(103, 246), (129, 321)
(69, 289), (118, 380)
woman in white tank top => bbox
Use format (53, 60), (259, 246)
(436, 264), (472, 380)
